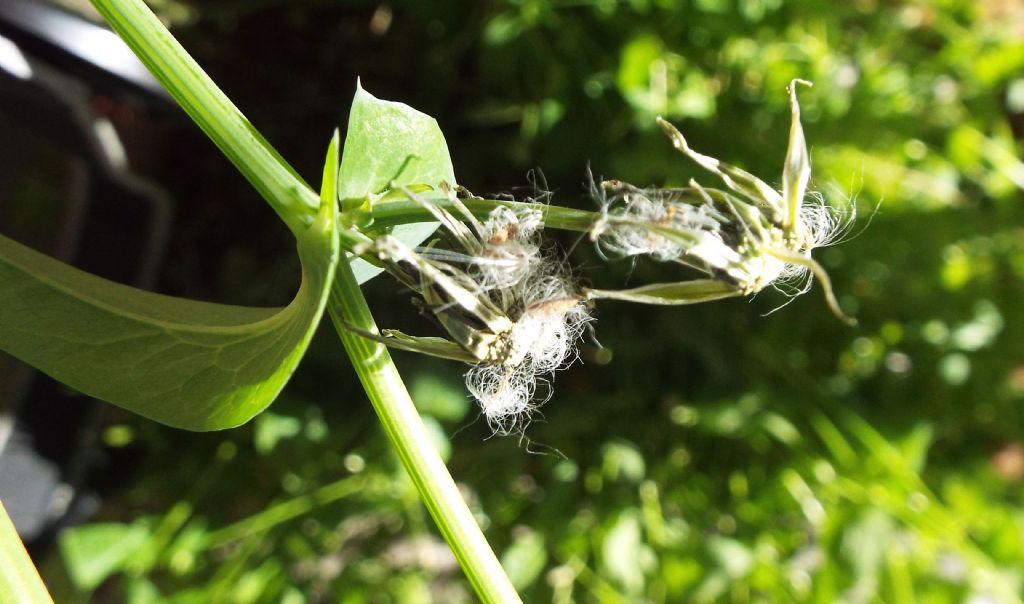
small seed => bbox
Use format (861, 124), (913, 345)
(525, 295), (583, 318)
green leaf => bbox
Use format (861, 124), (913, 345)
(706, 536), (754, 579)
(500, 528), (548, 591)
(0, 135), (341, 430)
(125, 577), (161, 604)
(254, 411), (303, 454)
(59, 522), (150, 591)
(339, 82), (456, 283)
(409, 373), (470, 421)
(0, 503), (52, 603)
(601, 509), (649, 594)
(601, 439), (647, 483)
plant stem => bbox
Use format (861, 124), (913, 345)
(370, 197), (598, 233)
(328, 255), (522, 604)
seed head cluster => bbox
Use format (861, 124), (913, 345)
(457, 200), (589, 434)
(369, 188), (591, 435)
(592, 180), (850, 296)
(354, 79), (856, 439)
(587, 80), (856, 322)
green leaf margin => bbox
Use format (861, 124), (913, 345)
(0, 136), (340, 430)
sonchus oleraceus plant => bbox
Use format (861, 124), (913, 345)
(0, 0), (857, 598)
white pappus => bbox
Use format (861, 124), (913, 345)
(359, 186), (592, 436)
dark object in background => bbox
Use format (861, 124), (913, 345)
(0, 0), (174, 549)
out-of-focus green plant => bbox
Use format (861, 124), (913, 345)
(15, 0), (1024, 602)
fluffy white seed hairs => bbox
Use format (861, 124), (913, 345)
(590, 180), (728, 263)
(587, 80), (857, 323)
(370, 188), (592, 436)
(467, 265), (591, 435)
(462, 205), (590, 435)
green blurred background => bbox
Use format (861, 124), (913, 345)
(39, 0), (1024, 602)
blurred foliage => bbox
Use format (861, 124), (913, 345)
(36, 0), (1024, 602)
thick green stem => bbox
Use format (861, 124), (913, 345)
(328, 256), (521, 604)
(90, 0), (318, 234)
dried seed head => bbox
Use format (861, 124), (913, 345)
(369, 186), (592, 435)
(468, 265), (590, 433)
(414, 185), (547, 294)
(587, 80), (857, 324)
(594, 182), (726, 262)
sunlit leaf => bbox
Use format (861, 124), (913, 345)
(500, 528), (548, 590)
(601, 510), (649, 594)
(409, 373), (470, 421)
(59, 522), (150, 591)
(602, 440), (647, 483)
(339, 82), (457, 283)
(254, 412), (303, 454)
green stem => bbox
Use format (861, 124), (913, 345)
(370, 197), (598, 233)
(90, 0), (318, 235)
(328, 255), (522, 604)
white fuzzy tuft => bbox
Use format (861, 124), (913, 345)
(596, 186), (725, 262)
(417, 193), (591, 436)
(590, 165), (855, 305)
(798, 192), (857, 249)
(465, 364), (540, 435)
(474, 206), (545, 291)
(465, 266), (590, 434)
(585, 84), (857, 324)
(378, 187), (594, 436)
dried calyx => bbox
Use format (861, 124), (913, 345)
(586, 79), (857, 325)
(355, 185), (591, 435)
